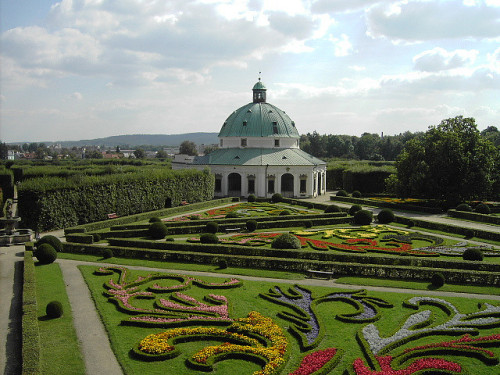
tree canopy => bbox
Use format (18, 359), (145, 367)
(179, 140), (198, 156)
(394, 116), (499, 203)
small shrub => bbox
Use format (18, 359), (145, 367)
(188, 214), (201, 220)
(205, 222), (219, 234)
(92, 233), (101, 242)
(407, 220), (415, 228)
(336, 190), (348, 197)
(279, 210), (291, 216)
(271, 233), (301, 249)
(353, 210), (373, 225)
(200, 233), (219, 244)
(475, 203), (491, 214)
(349, 204), (362, 216)
(246, 220), (258, 232)
(218, 259), (228, 269)
(166, 237), (175, 242)
(46, 301), (63, 319)
(271, 193), (283, 203)
(36, 235), (63, 252)
(149, 217), (162, 223)
(430, 273), (445, 288)
(377, 208), (395, 224)
(304, 220), (313, 228)
(247, 194), (256, 202)
(36, 243), (58, 264)
(456, 203), (472, 212)
(225, 212), (240, 219)
(464, 229), (475, 239)
(352, 190), (361, 198)
(324, 205), (341, 213)
(463, 248), (483, 261)
(148, 222), (168, 239)
(102, 249), (113, 259)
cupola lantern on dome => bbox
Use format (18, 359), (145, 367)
(252, 78), (267, 103)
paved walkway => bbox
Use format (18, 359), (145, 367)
(1, 195), (500, 374)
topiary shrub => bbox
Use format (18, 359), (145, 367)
(36, 235), (63, 252)
(271, 193), (283, 203)
(205, 222), (219, 234)
(271, 233), (301, 249)
(247, 194), (257, 202)
(101, 248), (112, 259)
(304, 220), (313, 228)
(348, 204), (362, 216)
(46, 301), (63, 319)
(352, 190), (362, 198)
(200, 233), (219, 244)
(246, 220), (258, 232)
(464, 229), (475, 239)
(353, 210), (373, 225)
(279, 210), (291, 216)
(407, 220), (415, 228)
(218, 259), (228, 269)
(36, 243), (58, 264)
(324, 205), (341, 213)
(377, 208), (395, 224)
(463, 248), (483, 261)
(149, 217), (162, 223)
(92, 233), (101, 242)
(166, 237), (175, 242)
(148, 222), (168, 239)
(188, 214), (201, 220)
(336, 190), (348, 197)
(456, 203), (472, 212)
(430, 272), (445, 288)
(475, 203), (491, 215)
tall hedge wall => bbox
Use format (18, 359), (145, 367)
(18, 168), (214, 231)
(326, 162), (395, 193)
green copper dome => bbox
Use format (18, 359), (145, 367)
(218, 81), (300, 138)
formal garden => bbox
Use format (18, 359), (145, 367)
(21, 195), (500, 375)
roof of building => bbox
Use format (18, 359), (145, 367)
(193, 148), (326, 166)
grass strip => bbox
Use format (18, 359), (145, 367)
(35, 262), (86, 375)
(22, 251), (39, 375)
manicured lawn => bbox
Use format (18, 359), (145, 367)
(35, 263), (85, 375)
(79, 265), (500, 375)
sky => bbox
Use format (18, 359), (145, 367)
(0, 0), (499, 143)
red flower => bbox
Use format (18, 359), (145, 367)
(289, 348), (338, 375)
(352, 355), (461, 375)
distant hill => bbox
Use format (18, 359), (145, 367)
(52, 133), (219, 148)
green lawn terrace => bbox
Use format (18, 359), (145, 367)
(165, 202), (322, 221)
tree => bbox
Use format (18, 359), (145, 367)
(133, 148), (145, 159)
(202, 144), (218, 155)
(0, 142), (8, 160)
(179, 140), (198, 156)
(155, 150), (168, 159)
(394, 116), (498, 203)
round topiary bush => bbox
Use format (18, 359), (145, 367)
(352, 190), (362, 198)
(324, 205), (341, 213)
(200, 233), (219, 244)
(92, 233), (101, 242)
(36, 243), (58, 264)
(247, 194), (257, 202)
(102, 248), (113, 259)
(271, 193), (283, 203)
(205, 222), (219, 234)
(463, 248), (484, 261)
(246, 220), (258, 232)
(149, 217), (162, 223)
(46, 301), (63, 319)
(348, 204), (362, 216)
(271, 233), (301, 249)
(377, 208), (395, 224)
(303, 220), (313, 228)
(279, 210), (291, 216)
(456, 203), (472, 212)
(36, 235), (63, 252)
(464, 229), (475, 239)
(475, 203), (491, 215)
(430, 272), (445, 288)
(353, 210), (373, 225)
(218, 259), (228, 269)
(336, 190), (348, 197)
(407, 220), (415, 228)
(148, 222), (168, 239)
(166, 237), (175, 242)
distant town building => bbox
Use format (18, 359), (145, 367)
(190, 79), (327, 198)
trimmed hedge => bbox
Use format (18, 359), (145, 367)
(19, 168), (215, 232)
(330, 196), (443, 214)
(22, 250), (40, 375)
(448, 209), (500, 226)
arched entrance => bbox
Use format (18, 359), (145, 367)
(318, 172), (322, 195)
(281, 173), (294, 198)
(228, 173), (242, 197)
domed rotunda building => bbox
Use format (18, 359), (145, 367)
(192, 79), (326, 198)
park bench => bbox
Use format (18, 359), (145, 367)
(107, 213), (119, 219)
(306, 269), (334, 280)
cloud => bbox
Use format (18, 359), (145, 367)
(267, 12), (318, 39)
(413, 47), (479, 72)
(366, 1), (500, 41)
(328, 33), (354, 56)
(312, 0), (387, 14)
(70, 92), (83, 100)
